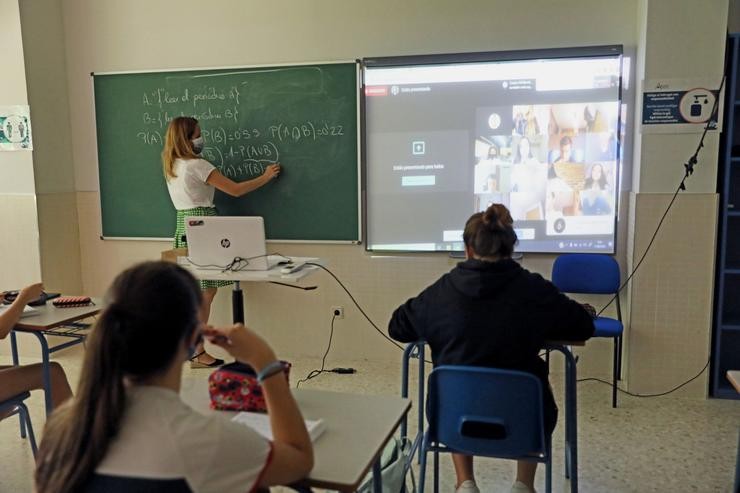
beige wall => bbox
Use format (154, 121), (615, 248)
(626, 0), (728, 396)
(18, 0), (82, 295)
(15, 0), (732, 397)
(0, 0), (41, 288)
(51, 0), (637, 377)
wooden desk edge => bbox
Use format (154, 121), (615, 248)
(13, 302), (102, 331)
(299, 398), (412, 492)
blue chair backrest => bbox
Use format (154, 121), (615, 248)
(426, 366), (546, 458)
(552, 254), (620, 294)
(83, 475), (193, 493)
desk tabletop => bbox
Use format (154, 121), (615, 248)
(13, 298), (102, 331)
(180, 379), (411, 492)
(727, 371), (740, 394)
(179, 256), (322, 283)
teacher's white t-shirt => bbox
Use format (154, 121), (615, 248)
(96, 386), (272, 493)
(166, 158), (217, 210)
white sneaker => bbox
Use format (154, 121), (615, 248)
(456, 479), (480, 493)
(510, 480), (535, 493)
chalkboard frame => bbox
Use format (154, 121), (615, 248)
(92, 60), (362, 243)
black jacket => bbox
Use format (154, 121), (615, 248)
(388, 258), (594, 385)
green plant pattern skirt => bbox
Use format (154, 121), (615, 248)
(174, 206), (232, 290)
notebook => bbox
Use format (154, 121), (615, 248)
(231, 411), (326, 442)
(0, 305), (38, 318)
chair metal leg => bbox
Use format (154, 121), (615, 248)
(433, 450), (439, 493)
(616, 335), (623, 381)
(10, 332), (27, 439)
(419, 443), (428, 493)
(418, 344), (426, 465)
(734, 430), (739, 493)
(546, 436), (552, 493)
(372, 458), (382, 493)
(16, 402), (37, 458)
(612, 338), (619, 408)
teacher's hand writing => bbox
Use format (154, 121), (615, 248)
(263, 163), (281, 180)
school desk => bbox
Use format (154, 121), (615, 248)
(181, 379), (411, 493)
(10, 300), (102, 414)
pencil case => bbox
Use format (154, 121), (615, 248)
(208, 361), (291, 412)
(52, 296), (92, 308)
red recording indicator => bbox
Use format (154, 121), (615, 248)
(365, 86), (389, 96)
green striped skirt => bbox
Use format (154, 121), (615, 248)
(175, 206), (232, 290)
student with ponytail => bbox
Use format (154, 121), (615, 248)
(35, 261), (312, 493)
(389, 204), (594, 493)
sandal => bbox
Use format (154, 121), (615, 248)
(189, 350), (224, 369)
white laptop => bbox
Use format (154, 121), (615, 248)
(185, 216), (282, 271)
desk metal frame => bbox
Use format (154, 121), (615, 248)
(10, 324), (89, 415)
(10, 302), (100, 418)
(400, 341), (580, 493)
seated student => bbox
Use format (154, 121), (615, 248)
(0, 283), (72, 409)
(388, 204), (594, 493)
(35, 261), (313, 493)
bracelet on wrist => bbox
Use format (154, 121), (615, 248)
(257, 360), (285, 383)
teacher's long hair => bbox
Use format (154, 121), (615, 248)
(162, 116), (200, 181)
(35, 261), (202, 493)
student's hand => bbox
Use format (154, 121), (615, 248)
(18, 283), (44, 304)
(581, 303), (597, 319)
(263, 163), (281, 180)
(203, 324), (277, 371)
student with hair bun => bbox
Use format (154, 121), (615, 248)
(389, 204), (594, 493)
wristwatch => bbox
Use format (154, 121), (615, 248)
(257, 360), (286, 383)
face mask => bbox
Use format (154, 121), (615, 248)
(191, 136), (204, 154)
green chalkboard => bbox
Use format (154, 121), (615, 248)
(94, 63), (359, 241)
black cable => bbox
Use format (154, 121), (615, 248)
(268, 280), (318, 291)
(186, 253), (291, 273)
(305, 262), (435, 365)
(577, 358), (710, 398)
(306, 263), (406, 351)
(296, 314), (337, 387)
(596, 76), (725, 317)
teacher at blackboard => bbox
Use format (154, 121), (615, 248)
(162, 116), (280, 368)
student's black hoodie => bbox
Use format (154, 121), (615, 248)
(389, 258), (595, 387)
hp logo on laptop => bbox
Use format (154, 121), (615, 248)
(220, 239), (231, 248)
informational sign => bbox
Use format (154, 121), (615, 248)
(641, 79), (722, 133)
(0, 105), (33, 150)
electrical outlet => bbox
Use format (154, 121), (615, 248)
(331, 306), (344, 319)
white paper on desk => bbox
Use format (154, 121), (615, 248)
(0, 305), (38, 318)
(232, 411), (326, 442)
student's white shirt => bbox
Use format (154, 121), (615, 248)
(96, 385), (272, 493)
(166, 158), (217, 210)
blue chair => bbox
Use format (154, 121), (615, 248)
(0, 391), (38, 458)
(552, 253), (623, 408)
(419, 366), (552, 493)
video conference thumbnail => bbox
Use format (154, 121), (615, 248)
(473, 102), (619, 237)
